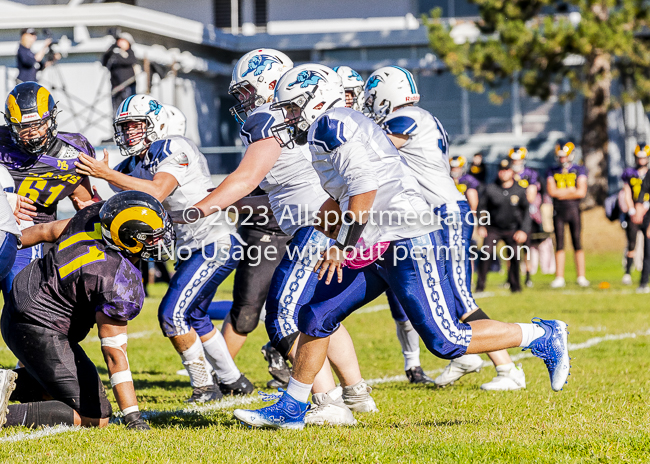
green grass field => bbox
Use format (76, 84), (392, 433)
(1, 249), (650, 463)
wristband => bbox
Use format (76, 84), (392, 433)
(335, 212), (367, 250)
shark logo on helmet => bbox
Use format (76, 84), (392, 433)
(242, 54), (281, 77)
(287, 70), (324, 89)
(365, 75), (383, 90)
(349, 70), (363, 82)
(146, 100), (163, 116)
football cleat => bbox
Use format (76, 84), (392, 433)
(480, 364), (526, 391)
(233, 391), (309, 429)
(342, 380), (378, 413)
(0, 369), (17, 427)
(433, 354), (483, 387)
(405, 366), (435, 384)
(636, 285), (650, 294)
(219, 374), (255, 396)
(305, 387), (357, 426)
(186, 384), (222, 403)
(576, 276), (590, 287)
(622, 274), (633, 285)
(261, 342), (291, 387)
(525, 318), (570, 391)
(550, 277), (566, 288)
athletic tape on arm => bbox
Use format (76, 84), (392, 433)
(110, 370), (133, 387)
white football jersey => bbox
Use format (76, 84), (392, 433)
(383, 106), (464, 207)
(0, 164), (20, 236)
(240, 103), (329, 236)
(308, 107), (439, 246)
(114, 136), (234, 250)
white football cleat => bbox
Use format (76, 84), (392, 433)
(550, 277), (566, 288)
(0, 369), (17, 427)
(622, 274), (633, 285)
(306, 387), (357, 426)
(342, 380), (378, 413)
(434, 354), (483, 387)
(480, 364), (526, 391)
(576, 276), (590, 287)
(636, 285), (650, 294)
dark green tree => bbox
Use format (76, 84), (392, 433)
(425, 0), (650, 206)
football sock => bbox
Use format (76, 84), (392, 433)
(495, 362), (515, 375)
(180, 336), (214, 388)
(5, 401), (75, 428)
(202, 332), (241, 385)
(286, 377), (312, 404)
(516, 323), (546, 348)
(626, 256), (634, 274)
(395, 320), (421, 371)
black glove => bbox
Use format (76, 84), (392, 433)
(124, 411), (150, 430)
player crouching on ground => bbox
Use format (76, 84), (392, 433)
(233, 64), (571, 429)
(0, 191), (174, 430)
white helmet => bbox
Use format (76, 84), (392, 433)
(229, 48), (294, 124)
(271, 64), (345, 148)
(363, 66), (420, 124)
(333, 66), (364, 112)
(164, 105), (187, 136)
(114, 94), (169, 157)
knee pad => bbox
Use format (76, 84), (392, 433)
(229, 304), (262, 335)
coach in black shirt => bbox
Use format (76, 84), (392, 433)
(476, 158), (531, 293)
(102, 32), (138, 114)
(16, 28), (52, 83)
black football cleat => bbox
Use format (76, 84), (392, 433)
(219, 374), (255, 396)
(186, 384), (223, 403)
(261, 342), (291, 385)
(405, 366), (435, 384)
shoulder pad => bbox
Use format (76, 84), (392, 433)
(241, 108), (279, 145)
(57, 132), (95, 158)
(310, 115), (347, 153)
(383, 115), (418, 135)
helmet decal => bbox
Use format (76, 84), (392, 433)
(242, 54), (281, 77)
(5, 94), (22, 123)
(348, 69), (363, 81)
(147, 99), (163, 116)
(119, 95), (136, 116)
(365, 75), (383, 90)
(287, 70), (324, 89)
(110, 206), (164, 253)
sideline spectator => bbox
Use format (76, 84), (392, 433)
(450, 155), (480, 212)
(546, 140), (589, 288)
(509, 146), (542, 287)
(469, 151), (486, 183)
(16, 28), (52, 83)
(476, 158), (531, 293)
(621, 143), (649, 287)
(102, 32), (138, 114)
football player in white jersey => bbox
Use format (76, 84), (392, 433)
(335, 65), (433, 384)
(232, 64), (570, 429)
(75, 95), (253, 403)
(364, 66), (526, 391)
(189, 49), (377, 425)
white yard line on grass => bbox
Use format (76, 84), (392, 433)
(5, 327), (650, 443)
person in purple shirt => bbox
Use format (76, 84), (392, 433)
(621, 143), (649, 289)
(509, 147), (542, 287)
(546, 140), (589, 288)
(451, 155), (480, 212)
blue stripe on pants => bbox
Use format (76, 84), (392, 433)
(158, 237), (240, 338)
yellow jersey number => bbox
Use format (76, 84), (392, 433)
(17, 177), (67, 207)
(56, 223), (106, 279)
(553, 172), (577, 189)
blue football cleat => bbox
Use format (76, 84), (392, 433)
(525, 318), (570, 391)
(233, 390), (310, 429)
